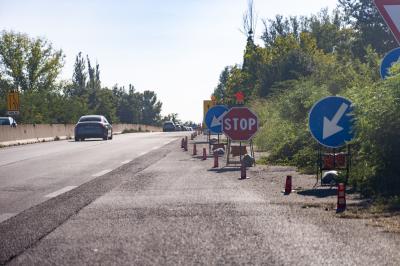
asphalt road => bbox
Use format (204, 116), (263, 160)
(0, 132), (183, 223)
(1, 138), (399, 265)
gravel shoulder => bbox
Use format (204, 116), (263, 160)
(7, 136), (400, 265)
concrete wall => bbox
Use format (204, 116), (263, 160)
(0, 124), (162, 142)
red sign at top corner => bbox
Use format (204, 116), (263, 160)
(374, 0), (400, 44)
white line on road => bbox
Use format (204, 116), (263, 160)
(138, 151), (147, 156)
(164, 138), (177, 145)
(151, 146), (160, 150)
(45, 186), (77, 198)
(0, 213), (17, 223)
(92, 169), (112, 177)
(121, 160), (130, 165)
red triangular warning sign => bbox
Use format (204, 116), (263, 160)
(374, 0), (400, 44)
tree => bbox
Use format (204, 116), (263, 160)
(338, 0), (397, 57)
(66, 52), (87, 97)
(114, 84), (142, 124)
(213, 66), (232, 103)
(141, 90), (162, 125)
(0, 31), (64, 92)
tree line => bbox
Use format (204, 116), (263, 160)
(213, 0), (400, 199)
(0, 32), (163, 126)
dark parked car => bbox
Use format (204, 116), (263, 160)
(163, 121), (176, 132)
(175, 124), (183, 131)
(0, 117), (17, 127)
(74, 115), (112, 141)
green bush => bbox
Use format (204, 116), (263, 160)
(346, 66), (400, 196)
(253, 80), (328, 170)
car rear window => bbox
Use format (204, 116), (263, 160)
(79, 116), (101, 122)
(0, 118), (10, 125)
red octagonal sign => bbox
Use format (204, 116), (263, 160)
(222, 107), (259, 141)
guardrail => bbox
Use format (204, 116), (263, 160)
(0, 124), (162, 143)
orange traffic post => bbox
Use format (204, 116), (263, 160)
(336, 183), (346, 212)
(284, 175), (292, 195)
(193, 143), (197, 156)
(202, 148), (207, 160)
(213, 152), (218, 168)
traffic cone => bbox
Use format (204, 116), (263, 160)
(213, 152), (219, 168)
(240, 161), (246, 179)
(284, 175), (292, 195)
(202, 148), (207, 160)
(193, 143), (197, 156)
(336, 183), (346, 212)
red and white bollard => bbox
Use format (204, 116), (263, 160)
(202, 148), (207, 160)
(284, 175), (292, 195)
(213, 152), (219, 168)
(240, 161), (246, 179)
(193, 143), (197, 156)
(337, 183), (346, 212)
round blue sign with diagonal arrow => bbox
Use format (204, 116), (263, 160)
(309, 96), (354, 148)
(205, 105), (229, 134)
(381, 47), (400, 79)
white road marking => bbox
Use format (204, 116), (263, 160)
(138, 151), (147, 156)
(92, 169), (112, 177)
(121, 160), (130, 165)
(164, 138), (177, 145)
(45, 186), (77, 198)
(151, 146), (160, 150)
(0, 213), (17, 223)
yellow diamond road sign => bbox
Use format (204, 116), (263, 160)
(7, 91), (20, 115)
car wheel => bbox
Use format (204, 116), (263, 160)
(103, 135), (108, 140)
(81, 138), (85, 141)
(75, 137), (79, 141)
(109, 133), (113, 140)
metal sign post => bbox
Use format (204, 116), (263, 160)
(205, 105), (229, 154)
(222, 107), (259, 167)
(309, 96), (355, 185)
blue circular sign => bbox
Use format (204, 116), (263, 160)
(381, 47), (400, 79)
(309, 96), (354, 148)
(205, 105), (229, 134)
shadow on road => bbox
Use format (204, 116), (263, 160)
(192, 155), (214, 160)
(68, 139), (105, 143)
(297, 187), (356, 198)
(207, 166), (241, 174)
(297, 188), (338, 198)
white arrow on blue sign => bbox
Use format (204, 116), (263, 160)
(205, 105), (229, 134)
(309, 96), (354, 148)
(381, 47), (400, 79)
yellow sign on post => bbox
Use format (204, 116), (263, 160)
(203, 100), (215, 129)
(7, 91), (20, 115)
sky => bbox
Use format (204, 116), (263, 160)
(0, 0), (339, 122)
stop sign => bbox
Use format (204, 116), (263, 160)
(222, 107), (259, 141)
